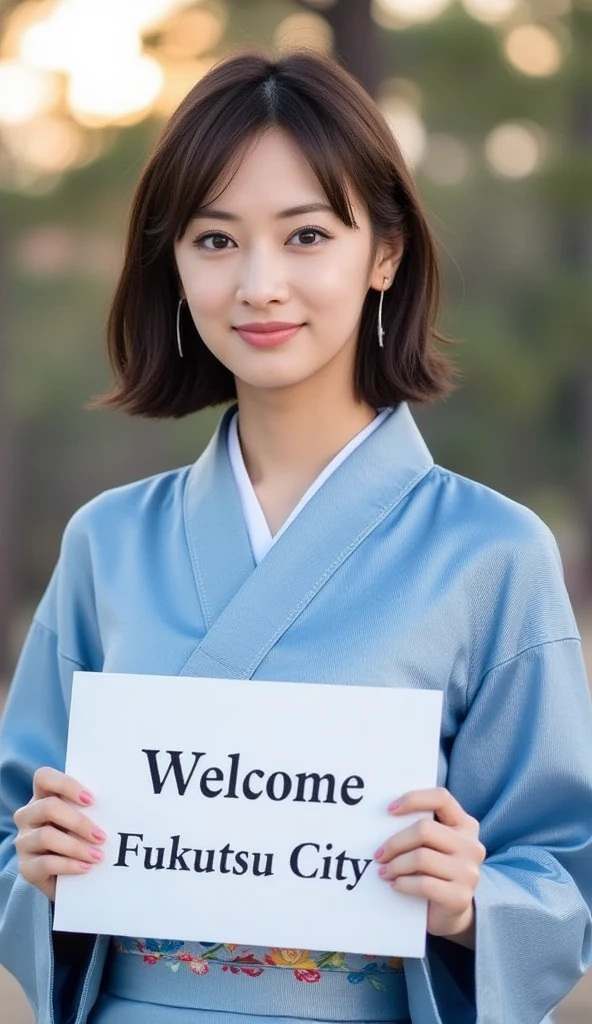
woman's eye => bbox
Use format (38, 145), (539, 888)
(194, 233), (236, 251)
(192, 228), (329, 250)
(289, 227), (330, 247)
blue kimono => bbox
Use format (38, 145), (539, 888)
(1, 402), (591, 1024)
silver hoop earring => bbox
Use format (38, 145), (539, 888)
(176, 298), (185, 359)
(377, 277), (389, 348)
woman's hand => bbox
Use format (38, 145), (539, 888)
(374, 787), (485, 948)
(13, 767), (107, 901)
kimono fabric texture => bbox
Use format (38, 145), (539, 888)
(0, 402), (591, 1024)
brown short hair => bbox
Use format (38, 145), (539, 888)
(97, 50), (457, 418)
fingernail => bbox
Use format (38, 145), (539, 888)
(89, 848), (104, 862)
(91, 829), (107, 843)
(374, 846), (384, 860)
(79, 861), (92, 871)
(388, 800), (401, 813)
(79, 791), (94, 805)
(378, 865), (387, 877)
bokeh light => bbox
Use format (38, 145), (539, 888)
(380, 75), (424, 111)
(67, 54), (164, 126)
(0, 1), (49, 60)
(0, 60), (59, 125)
(13, 224), (122, 279)
(0, 0), (226, 185)
(19, 4), (142, 74)
(372, 0), (452, 29)
(503, 24), (563, 76)
(158, 8), (226, 59)
(537, 0), (571, 13)
(484, 121), (546, 177)
(274, 12), (334, 54)
(153, 57), (216, 117)
(13, 0), (197, 127)
(421, 133), (472, 185)
(1, 115), (87, 172)
(461, 0), (517, 23)
(380, 96), (427, 166)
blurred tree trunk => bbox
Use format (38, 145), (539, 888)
(567, 10), (592, 595)
(298, 0), (382, 97)
(0, 229), (17, 677)
(579, 352), (592, 594)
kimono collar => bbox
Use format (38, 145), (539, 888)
(181, 402), (434, 680)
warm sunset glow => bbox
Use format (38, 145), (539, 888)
(67, 55), (164, 126)
(14, 0), (198, 126)
(0, 60), (58, 125)
(159, 9), (226, 59)
(153, 58), (216, 117)
(0, 1), (49, 60)
(0, 0), (213, 188)
(373, 0), (452, 28)
(504, 24), (563, 77)
(485, 122), (546, 177)
(117, 0), (195, 33)
(18, 0), (194, 67)
(19, 4), (141, 74)
(1, 114), (88, 172)
(461, 0), (517, 23)
(274, 13), (334, 54)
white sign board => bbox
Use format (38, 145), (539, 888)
(54, 673), (442, 958)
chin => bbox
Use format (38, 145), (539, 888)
(234, 361), (321, 392)
(239, 374), (311, 392)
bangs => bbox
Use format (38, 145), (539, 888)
(151, 67), (362, 252)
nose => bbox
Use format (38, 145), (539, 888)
(236, 244), (289, 308)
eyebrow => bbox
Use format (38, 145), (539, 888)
(191, 201), (335, 221)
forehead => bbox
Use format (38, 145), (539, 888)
(201, 128), (358, 218)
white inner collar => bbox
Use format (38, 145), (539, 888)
(227, 408), (391, 565)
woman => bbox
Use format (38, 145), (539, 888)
(0, 50), (591, 1024)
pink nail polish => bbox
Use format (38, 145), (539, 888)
(79, 861), (92, 871)
(388, 800), (401, 813)
(91, 829), (107, 843)
(89, 848), (104, 862)
(378, 865), (387, 877)
(79, 791), (94, 805)
(374, 846), (384, 860)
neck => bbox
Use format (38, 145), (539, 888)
(234, 377), (377, 492)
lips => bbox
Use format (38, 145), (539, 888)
(237, 321), (302, 332)
(234, 322), (303, 348)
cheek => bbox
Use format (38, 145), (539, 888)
(298, 248), (370, 313)
(186, 273), (230, 317)
(176, 251), (230, 318)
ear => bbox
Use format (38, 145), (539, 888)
(369, 237), (404, 292)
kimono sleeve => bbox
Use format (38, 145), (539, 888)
(429, 541), (592, 1023)
(0, 513), (103, 1023)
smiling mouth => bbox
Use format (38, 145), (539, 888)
(234, 324), (304, 348)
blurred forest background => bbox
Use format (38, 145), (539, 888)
(0, 0), (591, 674)
(0, 1), (591, 1021)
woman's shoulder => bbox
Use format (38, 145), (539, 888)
(422, 465), (580, 667)
(426, 462), (559, 554)
(61, 465), (192, 550)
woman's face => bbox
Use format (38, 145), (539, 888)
(174, 129), (398, 395)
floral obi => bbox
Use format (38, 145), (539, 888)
(105, 938), (411, 1021)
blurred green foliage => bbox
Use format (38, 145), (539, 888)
(0, 0), (591, 662)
